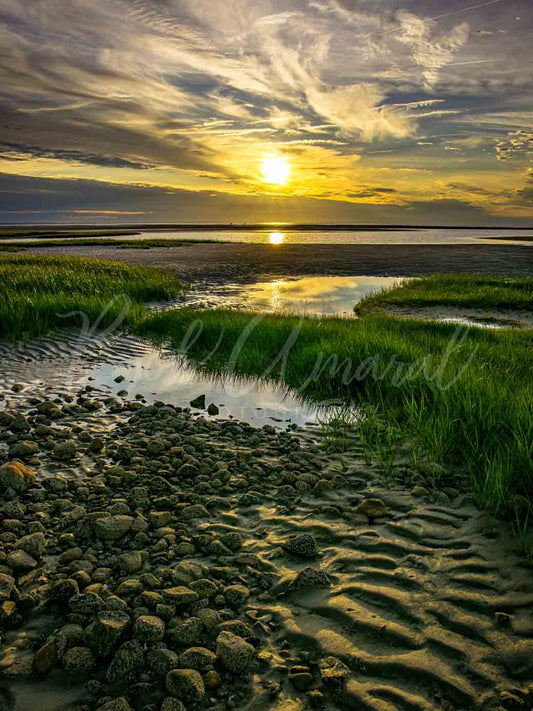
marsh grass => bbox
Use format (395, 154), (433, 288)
(138, 308), (533, 515)
(0, 237), (223, 250)
(0, 253), (182, 339)
(355, 274), (533, 313)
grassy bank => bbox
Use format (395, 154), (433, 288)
(0, 229), (140, 239)
(138, 308), (533, 516)
(0, 237), (225, 251)
(355, 274), (533, 313)
(0, 253), (183, 339)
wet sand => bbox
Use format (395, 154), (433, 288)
(26, 243), (533, 282)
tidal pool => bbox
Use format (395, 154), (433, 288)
(182, 275), (404, 315)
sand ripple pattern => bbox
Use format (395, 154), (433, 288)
(0, 330), (152, 397)
(205, 447), (533, 710)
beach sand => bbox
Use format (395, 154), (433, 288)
(26, 243), (533, 282)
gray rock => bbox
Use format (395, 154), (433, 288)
(16, 532), (46, 559)
(189, 395), (206, 410)
(6, 550), (37, 570)
(207, 403), (219, 416)
(216, 631), (255, 673)
(161, 587), (199, 605)
(160, 699), (186, 711)
(53, 440), (78, 461)
(86, 612), (130, 657)
(107, 640), (144, 683)
(147, 647), (179, 676)
(179, 647), (216, 671)
(291, 567), (330, 590)
(224, 584), (250, 608)
(97, 698), (132, 711)
(282, 534), (318, 559)
(0, 462), (34, 492)
(167, 617), (203, 645)
(133, 615), (165, 642)
(180, 505), (209, 520)
(94, 515), (134, 541)
(63, 647), (96, 676)
(166, 668), (205, 704)
(8, 440), (39, 459)
(118, 550), (143, 573)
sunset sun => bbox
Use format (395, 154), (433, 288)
(261, 156), (290, 185)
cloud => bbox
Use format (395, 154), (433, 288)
(496, 130), (533, 160)
(395, 11), (470, 89)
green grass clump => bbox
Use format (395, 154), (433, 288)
(355, 274), (533, 313)
(137, 308), (533, 515)
(0, 253), (183, 339)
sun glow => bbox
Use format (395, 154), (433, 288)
(261, 156), (290, 185)
(269, 232), (285, 244)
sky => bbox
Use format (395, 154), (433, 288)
(0, 0), (532, 225)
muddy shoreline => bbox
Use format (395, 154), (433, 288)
(0, 389), (532, 711)
(25, 243), (533, 283)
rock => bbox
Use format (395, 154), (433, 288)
(189, 579), (217, 599)
(318, 656), (350, 687)
(69, 592), (105, 615)
(89, 437), (105, 453)
(34, 639), (58, 675)
(207, 403), (219, 416)
(118, 550), (143, 573)
(86, 612), (130, 657)
(0, 573), (15, 602)
(162, 586), (199, 605)
(355, 498), (389, 519)
(224, 584), (250, 608)
(107, 640), (144, 683)
(161, 699), (186, 711)
(291, 567), (330, 590)
(133, 615), (165, 642)
(168, 617), (203, 645)
(94, 515), (134, 541)
(16, 532), (46, 559)
(282, 534), (318, 559)
(216, 631), (255, 673)
(6, 550), (37, 570)
(8, 440), (38, 459)
(0, 461), (35, 492)
(147, 648), (179, 676)
(179, 647), (216, 671)
(166, 669), (205, 704)
(97, 699), (132, 711)
(219, 532), (242, 551)
(180, 505), (209, 520)
(63, 646), (96, 676)
(52, 578), (79, 601)
(53, 439), (77, 461)
(189, 395), (206, 410)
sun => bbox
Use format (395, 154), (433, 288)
(261, 156), (290, 185)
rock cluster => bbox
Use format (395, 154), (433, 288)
(0, 391), (356, 710)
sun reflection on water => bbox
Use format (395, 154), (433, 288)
(269, 232), (285, 244)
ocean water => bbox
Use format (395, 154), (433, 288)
(132, 227), (533, 245)
(5, 227), (533, 245)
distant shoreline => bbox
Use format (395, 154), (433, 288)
(1, 222), (532, 237)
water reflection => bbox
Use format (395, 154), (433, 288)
(186, 276), (404, 316)
(269, 231), (285, 244)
